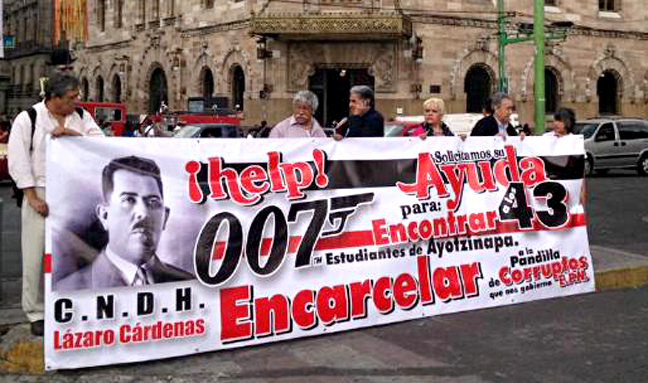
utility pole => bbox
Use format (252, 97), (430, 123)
(497, 0), (507, 93)
(496, 0), (572, 134)
(533, 0), (545, 135)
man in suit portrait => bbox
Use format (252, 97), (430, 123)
(56, 155), (192, 290)
(470, 92), (519, 137)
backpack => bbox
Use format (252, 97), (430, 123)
(10, 106), (84, 207)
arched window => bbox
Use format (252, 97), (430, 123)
(149, 67), (168, 114)
(152, 0), (160, 20)
(201, 67), (215, 101)
(231, 65), (245, 111)
(464, 64), (493, 113)
(97, 0), (106, 31)
(597, 70), (620, 115)
(96, 76), (105, 102)
(115, 0), (124, 28)
(81, 78), (90, 101)
(112, 75), (122, 102)
(545, 68), (560, 114)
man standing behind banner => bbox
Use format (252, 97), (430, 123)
(470, 92), (519, 137)
(56, 156), (193, 291)
(8, 72), (104, 336)
(269, 91), (326, 138)
(334, 85), (384, 139)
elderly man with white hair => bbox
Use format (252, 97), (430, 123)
(269, 90), (326, 138)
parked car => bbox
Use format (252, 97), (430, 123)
(0, 143), (8, 181)
(173, 123), (243, 138)
(442, 113), (483, 137)
(574, 117), (648, 176)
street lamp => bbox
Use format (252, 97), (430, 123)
(257, 37), (273, 99)
(256, 37), (273, 60)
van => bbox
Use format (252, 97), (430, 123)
(575, 117), (648, 176)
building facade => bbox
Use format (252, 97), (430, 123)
(1, 0), (57, 115)
(74, 0), (648, 127)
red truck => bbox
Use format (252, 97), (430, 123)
(78, 101), (128, 136)
(149, 109), (241, 128)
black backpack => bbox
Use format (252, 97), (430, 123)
(11, 106), (84, 207)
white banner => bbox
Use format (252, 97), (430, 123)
(45, 136), (594, 370)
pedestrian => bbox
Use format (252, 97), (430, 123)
(470, 92), (519, 137)
(0, 121), (10, 143)
(544, 108), (576, 138)
(521, 123), (532, 136)
(481, 97), (494, 117)
(269, 91), (326, 138)
(407, 97), (453, 138)
(141, 116), (159, 137)
(102, 121), (114, 136)
(333, 85), (384, 139)
(257, 120), (272, 138)
(8, 72), (104, 336)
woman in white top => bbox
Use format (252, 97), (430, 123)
(544, 107), (586, 206)
(544, 107), (576, 138)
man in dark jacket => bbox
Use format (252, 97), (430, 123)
(471, 92), (518, 137)
(334, 85), (384, 139)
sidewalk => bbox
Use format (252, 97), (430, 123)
(1, 245), (647, 378)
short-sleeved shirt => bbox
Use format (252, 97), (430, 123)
(269, 116), (326, 138)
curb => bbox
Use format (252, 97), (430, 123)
(595, 265), (648, 291)
(0, 324), (44, 374)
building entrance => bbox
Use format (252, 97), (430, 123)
(309, 68), (374, 127)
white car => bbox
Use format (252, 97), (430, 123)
(443, 113), (483, 137)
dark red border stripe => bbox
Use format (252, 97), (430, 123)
(210, 213), (586, 260)
(44, 253), (52, 274)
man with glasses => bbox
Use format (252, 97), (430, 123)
(8, 72), (104, 336)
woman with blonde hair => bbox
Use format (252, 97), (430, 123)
(409, 97), (454, 137)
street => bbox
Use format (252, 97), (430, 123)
(585, 170), (648, 255)
(0, 287), (646, 382)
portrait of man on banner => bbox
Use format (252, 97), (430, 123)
(54, 155), (193, 291)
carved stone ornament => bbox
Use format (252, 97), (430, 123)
(371, 52), (394, 91)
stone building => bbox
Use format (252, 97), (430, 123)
(1, 0), (56, 115)
(74, 0), (648, 128)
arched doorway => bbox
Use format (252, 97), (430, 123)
(231, 65), (245, 111)
(81, 78), (89, 101)
(309, 67), (375, 127)
(149, 67), (168, 114)
(545, 68), (560, 114)
(597, 70), (619, 115)
(96, 76), (104, 102)
(112, 75), (122, 102)
(201, 67), (214, 101)
(464, 64), (493, 113)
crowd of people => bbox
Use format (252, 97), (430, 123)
(265, 86), (575, 141)
(6, 71), (578, 338)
